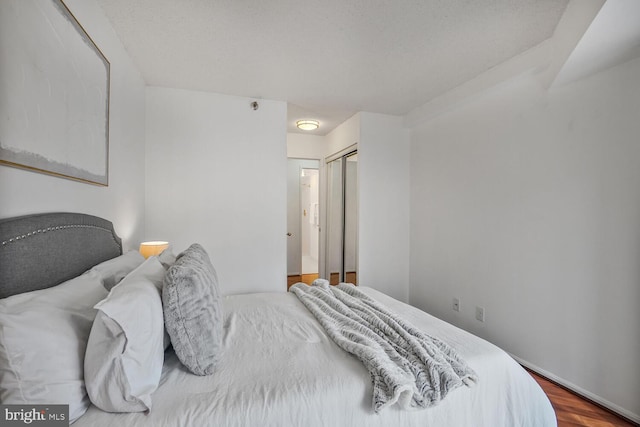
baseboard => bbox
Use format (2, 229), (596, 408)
(510, 354), (640, 425)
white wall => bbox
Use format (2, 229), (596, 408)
(145, 87), (287, 295)
(325, 114), (360, 155)
(0, 0), (146, 250)
(287, 133), (326, 159)
(359, 113), (411, 302)
(409, 57), (640, 420)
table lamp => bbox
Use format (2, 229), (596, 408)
(139, 241), (169, 259)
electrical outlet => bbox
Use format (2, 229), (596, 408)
(475, 306), (485, 322)
(452, 298), (460, 312)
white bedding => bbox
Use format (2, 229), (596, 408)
(74, 287), (556, 427)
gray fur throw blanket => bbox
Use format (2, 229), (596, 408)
(289, 280), (478, 413)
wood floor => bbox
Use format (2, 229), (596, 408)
(329, 271), (357, 285)
(528, 370), (638, 426)
(288, 272), (356, 289)
(287, 273), (319, 288)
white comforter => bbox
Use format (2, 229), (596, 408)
(75, 287), (556, 427)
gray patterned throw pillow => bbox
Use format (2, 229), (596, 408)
(162, 243), (223, 375)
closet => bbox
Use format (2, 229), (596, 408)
(325, 147), (358, 285)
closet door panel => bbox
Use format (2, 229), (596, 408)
(326, 158), (343, 284)
(325, 150), (358, 285)
(344, 153), (358, 284)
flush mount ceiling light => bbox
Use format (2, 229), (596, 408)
(296, 120), (319, 131)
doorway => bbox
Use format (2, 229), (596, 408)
(287, 159), (320, 288)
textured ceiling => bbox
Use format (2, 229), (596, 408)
(96, 0), (569, 135)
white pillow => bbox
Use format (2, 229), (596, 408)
(90, 250), (145, 291)
(84, 257), (166, 413)
(158, 246), (177, 270)
(0, 270), (108, 423)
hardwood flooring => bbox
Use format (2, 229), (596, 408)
(329, 272), (357, 285)
(301, 273), (318, 284)
(528, 370), (638, 426)
(286, 275), (299, 289)
(292, 273), (356, 288)
(286, 273), (319, 289)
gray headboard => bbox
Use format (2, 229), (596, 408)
(0, 212), (122, 299)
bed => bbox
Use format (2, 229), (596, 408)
(0, 212), (556, 426)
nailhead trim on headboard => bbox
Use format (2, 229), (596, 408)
(0, 212), (124, 298)
(1, 224), (119, 246)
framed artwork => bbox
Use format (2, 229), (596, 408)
(0, 0), (110, 186)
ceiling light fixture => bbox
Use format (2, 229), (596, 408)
(296, 120), (319, 131)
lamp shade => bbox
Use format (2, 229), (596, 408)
(139, 241), (169, 259)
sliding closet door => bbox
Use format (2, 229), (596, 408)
(343, 153), (358, 284)
(325, 148), (358, 285)
(326, 157), (343, 285)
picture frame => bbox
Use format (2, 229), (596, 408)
(0, 0), (110, 186)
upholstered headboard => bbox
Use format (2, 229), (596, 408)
(0, 212), (122, 299)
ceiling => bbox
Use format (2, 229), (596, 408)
(554, 0), (640, 87)
(96, 0), (570, 135)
